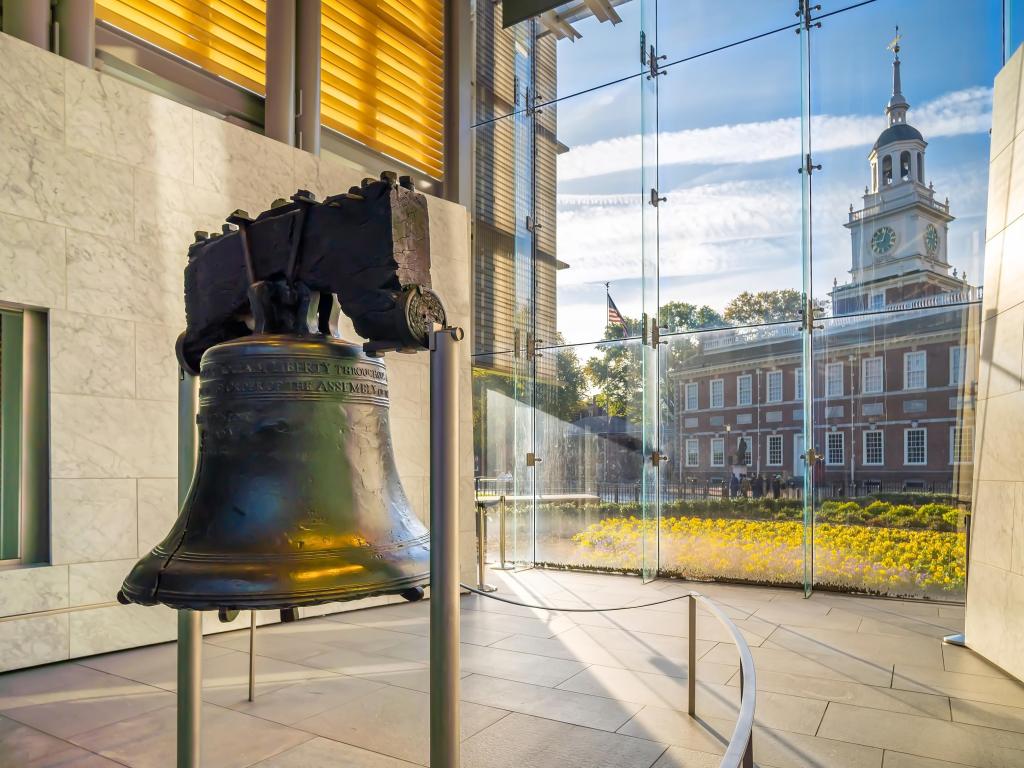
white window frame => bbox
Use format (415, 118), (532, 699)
(736, 374), (752, 406)
(766, 370), (783, 403)
(795, 368), (803, 401)
(767, 434), (783, 466)
(861, 356), (883, 395)
(711, 437), (725, 467)
(710, 379), (724, 409)
(685, 438), (699, 467)
(869, 290), (885, 310)
(826, 431), (845, 466)
(826, 362), (844, 398)
(684, 382), (699, 411)
(949, 346), (965, 387)
(863, 429), (884, 466)
(904, 427), (928, 465)
(904, 350), (927, 391)
(950, 425), (974, 465)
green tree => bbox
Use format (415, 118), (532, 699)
(659, 300), (724, 332)
(540, 334), (587, 424)
(584, 320), (643, 421)
(723, 289), (804, 325)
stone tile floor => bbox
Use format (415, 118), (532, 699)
(2, 569), (1023, 767)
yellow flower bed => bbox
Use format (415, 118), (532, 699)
(571, 516), (965, 596)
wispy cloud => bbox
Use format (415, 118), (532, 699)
(557, 87), (992, 181)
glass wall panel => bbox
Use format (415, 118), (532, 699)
(809, 305), (978, 600)
(533, 338), (645, 572)
(656, 28), (804, 334)
(656, 1), (797, 66)
(806, 0), (997, 600)
(548, 80), (645, 347)
(473, 351), (534, 567)
(659, 322), (807, 588)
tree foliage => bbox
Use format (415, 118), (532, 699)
(723, 289), (804, 325)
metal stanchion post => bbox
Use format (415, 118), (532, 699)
(494, 495), (514, 570)
(248, 611), (257, 702)
(741, 664), (753, 768)
(475, 503), (497, 592)
(688, 594), (696, 717)
(429, 327), (462, 768)
(176, 369), (201, 768)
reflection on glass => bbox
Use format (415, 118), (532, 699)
(532, 339), (645, 571)
(553, 81), (643, 346)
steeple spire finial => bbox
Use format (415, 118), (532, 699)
(885, 26), (909, 126)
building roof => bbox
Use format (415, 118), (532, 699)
(873, 122), (925, 152)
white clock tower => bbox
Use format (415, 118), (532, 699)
(833, 33), (963, 316)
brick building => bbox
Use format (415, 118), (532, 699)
(667, 45), (979, 498)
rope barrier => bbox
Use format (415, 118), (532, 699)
(460, 582), (699, 613)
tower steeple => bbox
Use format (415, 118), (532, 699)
(886, 27), (909, 125)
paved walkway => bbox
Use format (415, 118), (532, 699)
(1, 569), (1022, 767)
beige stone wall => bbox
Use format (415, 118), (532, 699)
(0, 32), (474, 672)
(964, 44), (1024, 683)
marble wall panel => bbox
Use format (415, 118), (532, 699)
(0, 614), (69, 672)
(135, 322), (181, 402)
(65, 64), (194, 184)
(0, 32), (64, 144)
(51, 395), (176, 479)
(69, 559), (136, 607)
(0, 566), (68, 618)
(51, 479), (138, 565)
(293, 149), (365, 200)
(0, 211), (66, 309)
(69, 604), (176, 658)
(49, 310), (136, 398)
(66, 229), (184, 326)
(137, 479), (178, 555)
(132, 167), (240, 255)
(972, 482), (1016, 571)
(0, 131), (133, 240)
(192, 111), (295, 204)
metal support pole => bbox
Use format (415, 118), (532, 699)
(740, 665), (753, 768)
(429, 327), (462, 768)
(475, 503), (496, 592)
(264, 0), (297, 146)
(295, 0), (321, 155)
(53, 0), (94, 66)
(493, 495), (514, 570)
(443, 0), (472, 205)
(176, 369), (201, 768)
(1, 0), (50, 49)
(248, 611), (257, 701)
(687, 594), (696, 716)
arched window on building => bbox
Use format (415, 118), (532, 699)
(871, 162), (878, 192)
(900, 150), (912, 181)
(917, 151), (924, 183)
(882, 155), (893, 185)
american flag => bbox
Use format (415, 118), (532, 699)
(607, 293), (627, 335)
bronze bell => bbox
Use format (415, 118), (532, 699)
(119, 333), (429, 610)
(118, 176), (446, 612)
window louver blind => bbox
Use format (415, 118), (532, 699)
(95, 0), (267, 95)
(321, 0), (445, 179)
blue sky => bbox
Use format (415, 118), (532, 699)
(540, 0), (1003, 347)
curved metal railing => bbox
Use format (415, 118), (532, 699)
(461, 583), (756, 768)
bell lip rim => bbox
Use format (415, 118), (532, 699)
(118, 572), (430, 611)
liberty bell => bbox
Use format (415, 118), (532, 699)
(118, 174), (446, 612)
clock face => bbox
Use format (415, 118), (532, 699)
(871, 226), (897, 255)
(925, 224), (940, 256)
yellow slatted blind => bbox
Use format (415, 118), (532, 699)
(321, 0), (444, 179)
(96, 0), (267, 95)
